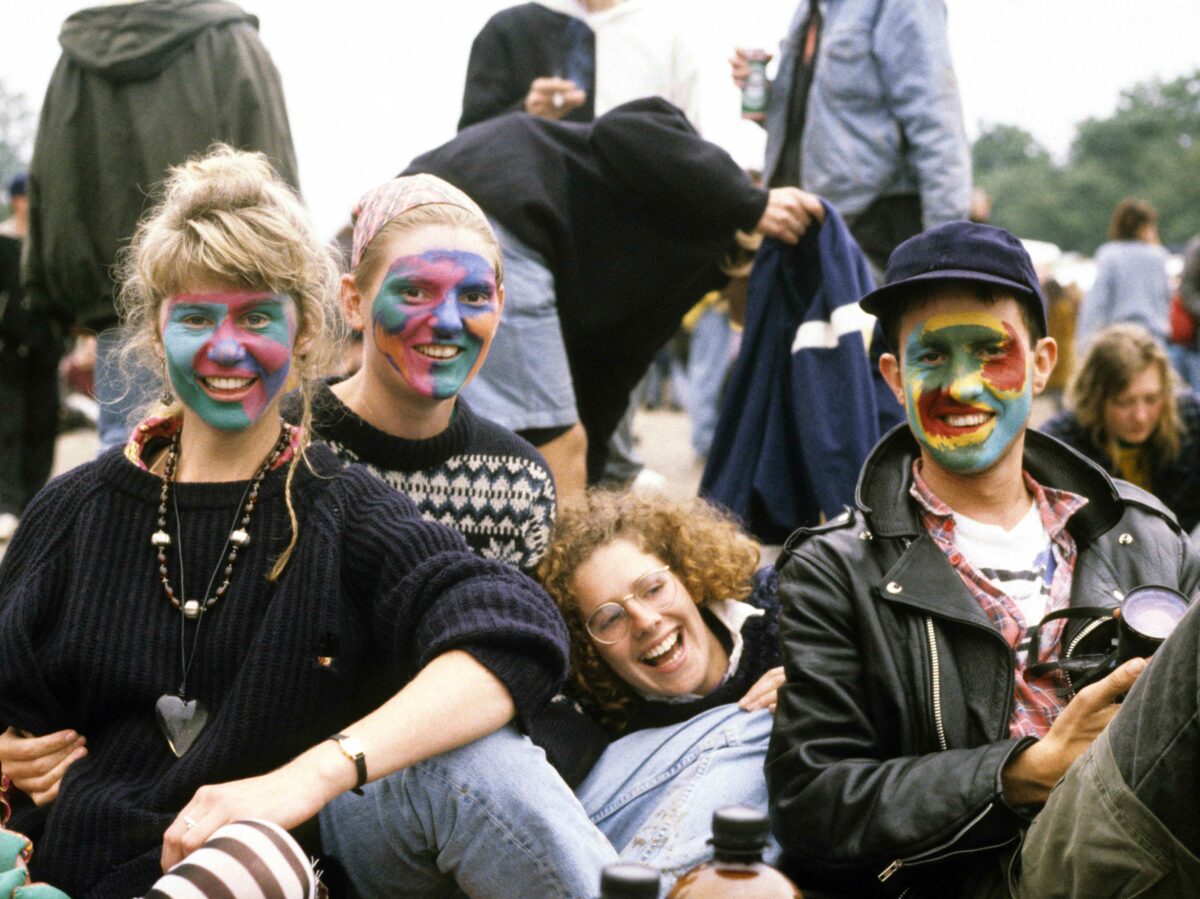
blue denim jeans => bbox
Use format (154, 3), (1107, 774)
(685, 308), (737, 459)
(319, 705), (773, 897)
(579, 704), (776, 891)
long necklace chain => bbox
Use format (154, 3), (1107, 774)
(151, 427), (289, 620)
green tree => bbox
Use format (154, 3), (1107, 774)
(972, 68), (1200, 254)
(972, 123), (1050, 178)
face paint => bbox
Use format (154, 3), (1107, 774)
(370, 250), (499, 399)
(903, 311), (1032, 473)
(160, 291), (297, 431)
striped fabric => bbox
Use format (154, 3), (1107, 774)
(146, 820), (317, 899)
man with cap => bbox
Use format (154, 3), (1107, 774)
(766, 221), (1200, 896)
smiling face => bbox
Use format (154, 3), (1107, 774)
(362, 225), (501, 401)
(159, 289), (297, 430)
(1103, 364), (1164, 446)
(571, 539), (728, 699)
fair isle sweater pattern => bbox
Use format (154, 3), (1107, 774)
(326, 439), (554, 573)
(290, 379), (556, 575)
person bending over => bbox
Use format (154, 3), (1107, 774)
(767, 221), (1200, 897)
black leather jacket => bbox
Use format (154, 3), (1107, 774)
(766, 426), (1200, 896)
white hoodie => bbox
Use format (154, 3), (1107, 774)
(536, 0), (703, 132)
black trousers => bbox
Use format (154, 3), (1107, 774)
(0, 361), (59, 516)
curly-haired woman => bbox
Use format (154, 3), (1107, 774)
(538, 489), (785, 883)
(320, 489), (784, 894)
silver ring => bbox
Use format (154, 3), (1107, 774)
(183, 816), (197, 830)
(552, 92), (564, 109)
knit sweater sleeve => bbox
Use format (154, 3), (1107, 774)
(0, 465), (95, 736)
(332, 468), (569, 729)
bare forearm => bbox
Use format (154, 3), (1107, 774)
(291, 649), (516, 801)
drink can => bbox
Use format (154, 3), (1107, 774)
(741, 49), (770, 121)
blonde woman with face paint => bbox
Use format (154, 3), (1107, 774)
(282, 175), (556, 577)
(0, 147), (569, 896)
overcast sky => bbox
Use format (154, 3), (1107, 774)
(2, 0), (1198, 238)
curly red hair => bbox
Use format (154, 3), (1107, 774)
(537, 489), (760, 731)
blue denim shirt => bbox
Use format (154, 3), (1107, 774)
(764, 0), (971, 229)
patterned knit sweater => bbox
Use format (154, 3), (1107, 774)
(0, 444), (567, 897)
(287, 381), (556, 575)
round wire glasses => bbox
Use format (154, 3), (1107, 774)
(584, 566), (676, 644)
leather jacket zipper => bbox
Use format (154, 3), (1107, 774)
(1063, 615), (1111, 694)
(878, 804), (1016, 883)
(924, 616), (948, 751)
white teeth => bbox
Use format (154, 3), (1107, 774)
(416, 345), (461, 359)
(944, 413), (989, 427)
(642, 631), (679, 661)
(204, 377), (253, 391)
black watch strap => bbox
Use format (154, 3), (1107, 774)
(328, 732), (367, 796)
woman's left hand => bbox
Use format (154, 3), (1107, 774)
(161, 751), (346, 870)
(738, 666), (786, 713)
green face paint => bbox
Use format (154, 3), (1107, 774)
(903, 311), (1032, 473)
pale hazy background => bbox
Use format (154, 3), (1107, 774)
(2, 0), (1197, 239)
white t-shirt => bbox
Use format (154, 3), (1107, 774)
(952, 500), (1056, 637)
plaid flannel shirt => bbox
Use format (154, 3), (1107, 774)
(910, 462), (1089, 738)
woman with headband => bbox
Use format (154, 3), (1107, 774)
(283, 174), (556, 576)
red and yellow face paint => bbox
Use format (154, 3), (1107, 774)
(902, 311), (1033, 473)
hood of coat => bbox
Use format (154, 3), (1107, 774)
(59, 0), (256, 83)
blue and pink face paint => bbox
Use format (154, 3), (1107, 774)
(160, 291), (297, 431)
(902, 311), (1033, 473)
(370, 250), (499, 400)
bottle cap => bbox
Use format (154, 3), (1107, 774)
(600, 862), (661, 897)
(711, 805), (771, 853)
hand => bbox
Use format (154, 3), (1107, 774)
(524, 77), (587, 119)
(729, 48), (769, 88)
(739, 666), (786, 713)
(754, 188), (825, 245)
(162, 741), (352, 870)
(0, 727), (87, 806)
(1001, 657), (1146, 806)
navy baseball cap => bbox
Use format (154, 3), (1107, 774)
(6, 172), (27, 199)
(859, 221), (1048, 334)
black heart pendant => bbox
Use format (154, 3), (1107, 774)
(155, 694), (209, 758)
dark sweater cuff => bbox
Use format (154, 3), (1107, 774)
(465, 645), (563, 732)
(738, 187), (771, 233)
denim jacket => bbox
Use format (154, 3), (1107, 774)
(764, 0), (971, 229)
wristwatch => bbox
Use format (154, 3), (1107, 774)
(328, 732), (367, 796)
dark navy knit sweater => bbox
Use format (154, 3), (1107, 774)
(285, 380), (556, 575)
(0, 443), (567, 897)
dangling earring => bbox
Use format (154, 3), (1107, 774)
(159, 361), (174, 406)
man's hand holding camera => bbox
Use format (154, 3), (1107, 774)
(1001, 656), (1147, 806)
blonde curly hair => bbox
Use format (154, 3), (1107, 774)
(115, 144), (342, 578)
(538, 489), (760, 731)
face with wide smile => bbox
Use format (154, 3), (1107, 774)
(901, 308), (1034, 473)
(160, 290), (297, 431)
(572, 539), (728, 699)
(367, 227), (500, 401)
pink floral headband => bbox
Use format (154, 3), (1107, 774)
(350, 174), (489, 270)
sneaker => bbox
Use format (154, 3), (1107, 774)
(0, 513), (18, 542)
